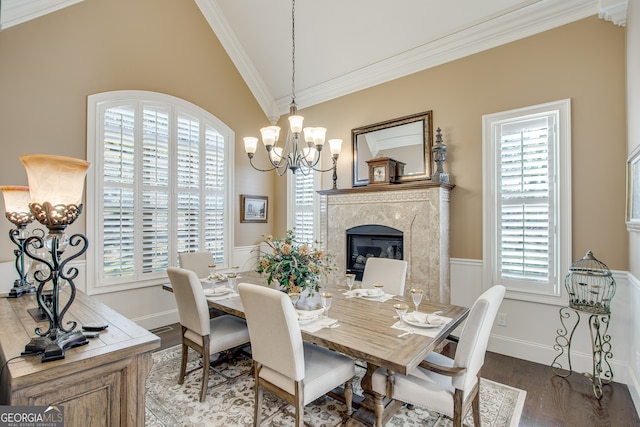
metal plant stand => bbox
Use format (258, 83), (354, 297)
(552, 307), (613, 399)
(551, 250), (616, 399)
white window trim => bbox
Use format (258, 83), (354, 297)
(86, 90), (234, 294)
(482, 99), (571, 305)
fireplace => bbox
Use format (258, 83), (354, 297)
(319, 182), (453, 303)
(346, 225), (403, 281)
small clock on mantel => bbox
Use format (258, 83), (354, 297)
(366, 157), (404, 185)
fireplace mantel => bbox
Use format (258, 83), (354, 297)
(318, 181), (453, 303)
(318, 181), (454, 196)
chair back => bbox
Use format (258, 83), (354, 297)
(453, 285), (506, 390)
(361, 258), (408, 296)
(238, 282), (305, 382)
(167, 267), (211, 337)
(179, 251), (214, 278)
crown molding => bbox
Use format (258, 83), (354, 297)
(0, 0), (84, 30)
(198, 0), (620, 118)
(276, 0), (602, 114)
(195, 0), (278, 120)
(599, 0), (628, 26)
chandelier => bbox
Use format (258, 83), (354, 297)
(243, 0), (342, 186)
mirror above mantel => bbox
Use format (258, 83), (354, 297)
(352, 111), (433, 187)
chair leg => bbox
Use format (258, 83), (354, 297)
(472, 388), (481, 427)
(294, 381), (305, 427)
(178, 343), (188, 385)
(253, 363), (263, 427)
(453, 389), (464, 427)
(199, 337), (211, 402)
(344, 380), (353, 415)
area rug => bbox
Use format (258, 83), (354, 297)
(146, 346), (526, 427)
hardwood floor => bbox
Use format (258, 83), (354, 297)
(152, 322), (639, 426)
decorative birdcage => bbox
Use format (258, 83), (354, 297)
(564, 250), (616, 314)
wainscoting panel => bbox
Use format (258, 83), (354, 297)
(450, 258), (636, 388)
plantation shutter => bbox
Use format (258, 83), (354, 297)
(203, 126), (226, 264)
(141, 106), (171, 274)
(175, 114), (201, 257)
(94, 92), (231, 288)
(103, 106), (136, 279)
(498, 116), (555, 286)
(294, 171), (316, 244)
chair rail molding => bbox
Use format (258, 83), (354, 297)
(450, 257), (637, 388)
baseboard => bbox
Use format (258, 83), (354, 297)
(132, 308), (179, 331)
(628, 365), (640, 419)
(489, 333), (631, 385)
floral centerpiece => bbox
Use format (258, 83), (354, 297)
(256, 229), (335, 294)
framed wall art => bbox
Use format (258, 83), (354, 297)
(626, 146), (640, 231)
(241, 195), (268, 223)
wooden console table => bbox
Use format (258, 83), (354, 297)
(0, 289), (160, 427)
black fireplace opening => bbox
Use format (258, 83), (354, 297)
(346, 224), (403, 281)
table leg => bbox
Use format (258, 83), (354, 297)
(350, 362), (403, 427)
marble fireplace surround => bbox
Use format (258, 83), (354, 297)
(319, 182), (454, 304)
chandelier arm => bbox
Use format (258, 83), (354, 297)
(248, 157), (279, 173)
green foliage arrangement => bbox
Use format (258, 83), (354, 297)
(256, 229), (334, 294)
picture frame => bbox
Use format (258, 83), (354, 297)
(626, 146), (640, 232)
(240, 195), (268, 223)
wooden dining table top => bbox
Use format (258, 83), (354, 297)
(163, 271), (469, 376)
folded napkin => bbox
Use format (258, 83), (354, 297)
(343, 289), (394, 302)
(391, 314), (452, 338)
(300, 317), (339, 333)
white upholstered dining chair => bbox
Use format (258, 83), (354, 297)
(166, 267), (250, 402)
(238, 282), (355, 427)
(371, 285), (506, 427)
(361, 257), (408, 296)
(178, 251), (215, 279)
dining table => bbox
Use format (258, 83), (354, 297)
(163, 271), (469, 427)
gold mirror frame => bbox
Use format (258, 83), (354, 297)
(351, 111), (433, 187)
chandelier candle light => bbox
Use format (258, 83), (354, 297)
(0, 185), (44, 298)
(243, 0), (342, 187)
(19, 154), (91, 362)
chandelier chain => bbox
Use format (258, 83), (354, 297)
(291, 0), (296, 103)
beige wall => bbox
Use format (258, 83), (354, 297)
(297, 15), (628, 269)
(628, 0), (640, 279)
(0, 0), (275, 260)
(0, 4), (628, 270)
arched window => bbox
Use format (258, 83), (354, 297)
(86, 91), (234, 293)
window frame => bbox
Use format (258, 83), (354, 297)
(86, 90), (234, 294)
(482, 99), (571, 304)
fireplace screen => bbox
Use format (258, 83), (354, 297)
(346, 224), (403, 281)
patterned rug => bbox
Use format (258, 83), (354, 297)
(146, 346), (526, 427)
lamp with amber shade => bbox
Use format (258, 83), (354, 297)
(20, 154), (91, 362)
(0, 186), (45, 298)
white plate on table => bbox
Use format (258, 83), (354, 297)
(204, 287), (231, 296)
(358, 289), (384, 299)
(401, 313), (445, 328)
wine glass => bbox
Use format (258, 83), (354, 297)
(393, 303), (409, 320)
(288, 292), (300, 307)
(320, 292), (333, 318)
(345, 273), (356, 292)
(227, 273), (238, 292)
(374, 283), (385, 296)
(410, 288), (423, 313)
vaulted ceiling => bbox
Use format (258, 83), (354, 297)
(1, 0), (628, 120)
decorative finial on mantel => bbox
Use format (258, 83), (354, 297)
(431, 127), (449, 183)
